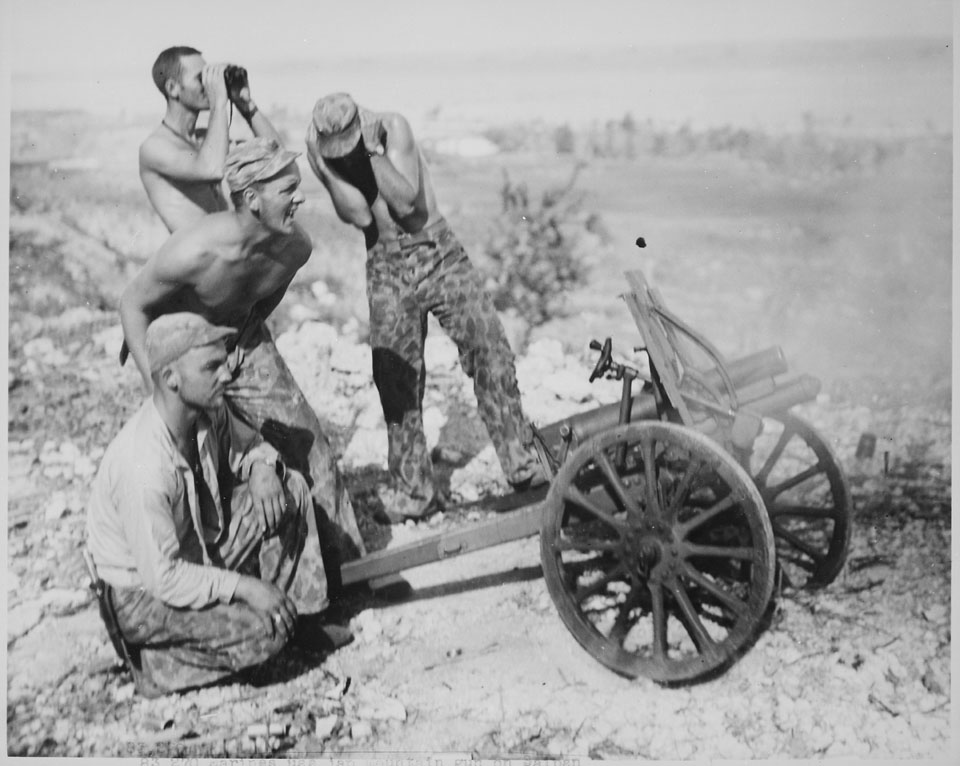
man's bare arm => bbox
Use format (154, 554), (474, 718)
(139, 66), (231, 182)
(119, 236), (209, 389)
(253, 227), (312, 320)
(254, 275), (297, 322)
(366, 113), (421, 221)
(230, 77), (283, 145)
(305, 123), (373, 228)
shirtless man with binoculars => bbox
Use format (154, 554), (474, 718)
(139, 45), (283, 233)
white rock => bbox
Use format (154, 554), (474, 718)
(542, 370), (594, 402)
(40, 587), (89, 613)
(8, 602), (43, 640)
(341, 428), (388, 469)
(341, 317), (360, 340)
(359, 694), (407, 722)
(73, 456), (97, 477)
(113, 683), (136, 702)
(23, 336), (57, 359)
(424, 334), (460, 372)
(352, 611), (383, 642)
(526, 337), (566, 366)
(93, 326), (126, 357)
(8, 453), (35, 479)
(922, 603), (948, 623)
(10, 438), (36, 453)
(330, 343), (371, 375)
(448, 446), (508, 502)
(8, 573), (20, 592)
(278, 321), (340, 356)
(353, 392), (386, 430)
(350, 721), (373, 740)
(314, 714), (339, 740)
(46, 306), (103, 330)
(309, 280), (338, 305)
(423, 407), (447, 448)
(287, 303), (321, 326)
(44, 492), (70, 522)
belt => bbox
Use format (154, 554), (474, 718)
(380, 218), (448, 256)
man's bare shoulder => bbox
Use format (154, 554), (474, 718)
(151, 212), (241, 277)
(139, 127), (191, 170)
(285, 223), (314, 263)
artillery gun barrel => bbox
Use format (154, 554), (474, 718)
(710, 346), (787, 391)
(737, 373), (821, 416)
(536, 346), (790, 448)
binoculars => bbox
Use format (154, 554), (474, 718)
(224, 65), (248, 93)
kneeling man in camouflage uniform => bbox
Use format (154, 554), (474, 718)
(86, 313), (341, 697)
(306, 93), (543, 521)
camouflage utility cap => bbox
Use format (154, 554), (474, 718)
(224, 137), (300, 193)
(310, 93), (362, 158)
(145, 313), (237, 374)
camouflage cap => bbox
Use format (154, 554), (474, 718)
(145, 313), (236, 374)
(224, 137), (300, 193)
(310, 92), (362, 158)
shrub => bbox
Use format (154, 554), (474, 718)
(482, 165), (592, 328)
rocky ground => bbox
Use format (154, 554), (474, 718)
(6, 277), (952, 759)
(5, 144), (954, 759)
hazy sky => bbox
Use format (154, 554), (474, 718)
(4, 0), (952, 76)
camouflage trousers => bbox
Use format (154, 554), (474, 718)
(109, 476), (326, 697)
(225, 314), (366, 595)
(367, 218), (539, 515)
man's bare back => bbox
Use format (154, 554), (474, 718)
(148, 213), (310, 325)
(122, 146), (309, 388)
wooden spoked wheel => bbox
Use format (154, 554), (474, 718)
(737, 413), (852, 589)
(540, 422), (775, 683)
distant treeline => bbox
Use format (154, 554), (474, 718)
(481, 115), (949, 178)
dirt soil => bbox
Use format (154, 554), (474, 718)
(5, 123), (953, 760)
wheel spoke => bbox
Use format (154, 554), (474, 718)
(665, 459), (704, 524)
(677, 493), (737, 536)
(641, 435), (660, 518)
(683, 543), (756, 562)
(755, 422), (795, 485)
(768, 502), (838, 519)
(667, 577), (718, 656)
(678, 563), (749, 618)
(574, 562), (629, 604)
(594, 449), (644, 521)
(556, 534), (623, 553)
(771, 521), (825, 564)
(767, 463), (824, 497)
(564, 485), (627, 535)
(649, 580), (668, 660)
(608, 584), (642, 646)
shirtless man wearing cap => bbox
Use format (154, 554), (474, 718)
(140, 45), (283, 233)
(305, 93), (544, 522)
(121, 137), (366, 604)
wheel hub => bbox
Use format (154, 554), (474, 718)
(630, 522), (679, 576)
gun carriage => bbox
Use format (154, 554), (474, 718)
(340, 266), (852, 683)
